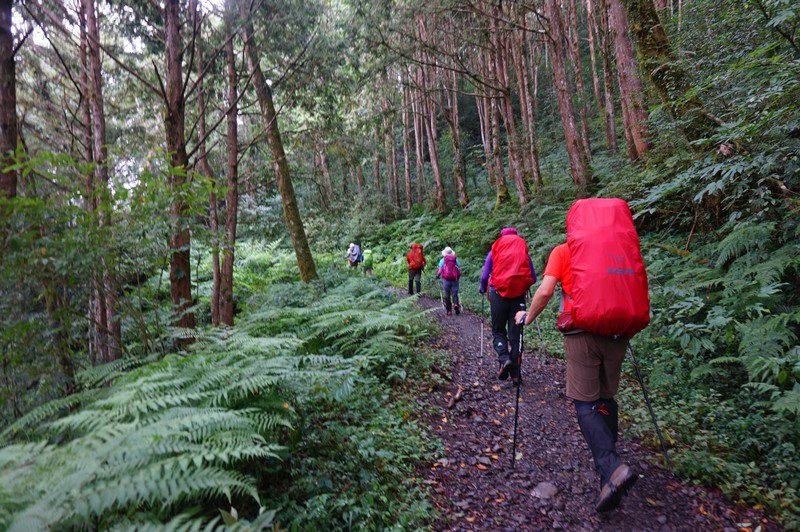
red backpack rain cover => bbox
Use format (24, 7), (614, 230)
(407, 244), (426, 270)
(566, 198), (650, 337)
(491, 234), (534, 298)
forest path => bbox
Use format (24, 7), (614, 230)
(414, 294), (774, 531)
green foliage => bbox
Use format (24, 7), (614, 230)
(0, 257), (438, 529)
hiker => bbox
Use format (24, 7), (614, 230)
(347, 242), (362, 269)
(362, 248), (374, 276)
(436, 246), (461, 315)
(515, 198), (650, 513)
(406, 243), (426, 295)
(479, 227), (536, 385)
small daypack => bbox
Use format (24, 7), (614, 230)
(408, 244), (425, 269)
(564, 198), (650, 338)
(490, 234), (534, 298)
(442, 254), (461, 280)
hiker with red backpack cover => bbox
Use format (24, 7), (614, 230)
(406, 243), (426, 295)
(479, 227), (536, 385)
(516, 198), (650, 513)
(436, 247), (462, 315)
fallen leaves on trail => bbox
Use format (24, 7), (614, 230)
(476, 464), (489, 471)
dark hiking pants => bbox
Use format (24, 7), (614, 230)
(489, 288), (526, 377)
(575, 398), (622, 486)
(443, 279), (459, 312)
(408, 269), (422, 294)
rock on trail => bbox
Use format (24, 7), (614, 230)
(415, 295), (776, 531)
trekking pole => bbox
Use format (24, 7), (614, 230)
(510, 317), (524, 468)
(627, 344), (674, 473)
(438, 279), (446, 312)
(480, 293), (485, 365)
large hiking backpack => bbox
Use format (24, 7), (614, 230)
(490, 234), (534, 298)
(566, 198), (650, 337)
(442, 254), (461, 281)
(408, 244), (425, 270)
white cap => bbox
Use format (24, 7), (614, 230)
(442, 246), (454, 256)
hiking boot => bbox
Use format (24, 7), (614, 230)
(595, 464), (637, 513)
(454, 304), (461, 315)
(446, 310), (453, 316)
(511, 375), (522, 387)
(497, 360), (512, 381)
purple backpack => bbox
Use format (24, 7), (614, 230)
(442, 255), (461, 281)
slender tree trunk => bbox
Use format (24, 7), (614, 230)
(411, 78), (426, 204)
(341, 160), (349, 197)
(475, 92), (494, 187)
(608, 0), (650, 159)
(243, 21), (317, 282)
(422, 94), (446, 212)
(193, 0), (220, 326)
(355, 163), (364, 193)
(492, 13), (527, 206)
(391, 128), (399, 207)
(78, 3), (105, 362)
(599, 0), (619, 152)
(567, 0), (593, 158)
(164, 0), (195, 334)
(0, 0), (16, 201)
(83, 0), (120, 360)
(416, 17), (446, 211)
(622, 0), (718, 144)
(445, 70), (468, 208)
(545, 0), (592, 191)
(401, 85), (412, 210)
(512, 29), (543, 189)
(586, 0), (604, 111)
(490, 90), (509, 205)
(219, 2), (238, 326)
(372, 142), (380, 193)
(43, 283), (75, 394)
(313, 154), (329, 210)
(318, 141), (333, 205)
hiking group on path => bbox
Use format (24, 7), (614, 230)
(404, 198), (652, 516)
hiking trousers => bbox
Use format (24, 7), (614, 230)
(442, 279), (460, 312)
(564, 332), (628, 485)
(575, 398), (622, 486)
(489, 287), (526, 376)
(408, 269), (422, 294)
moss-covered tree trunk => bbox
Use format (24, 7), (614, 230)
(608, 0), (650, 159)
(242, 21), (318, 282)
(622, 0), (718, 144)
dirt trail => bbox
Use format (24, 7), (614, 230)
(417, 295), (775, 531)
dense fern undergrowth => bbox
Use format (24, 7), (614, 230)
(0, 247), (440, 530)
